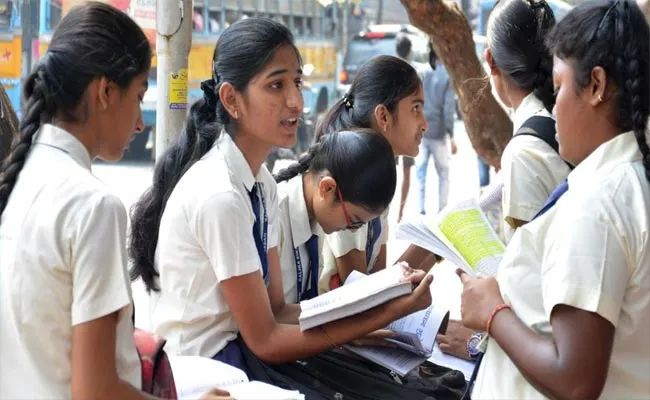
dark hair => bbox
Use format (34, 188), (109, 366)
(395, 34), (412, 59)
(488, 0), (556, 112)
(428, 42), (438, 70)
(314, 55), (421, 141)
(547, 0), (650, 182)
(275, 129), (396, 213)
(0, 2), (151, 218)
(130, 17), (300, 292)
(0, 83), (19, 165)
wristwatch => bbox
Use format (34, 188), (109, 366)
(467, 333), (483, 361)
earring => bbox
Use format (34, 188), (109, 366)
(598, 94), (604, 103)
(233, 110), (238, 119)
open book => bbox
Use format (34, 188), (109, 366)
(340, 271), (451, 376)
(169, 355), (304, 400)
(395, 198), (505, 277)
(298, 263), (413, 331)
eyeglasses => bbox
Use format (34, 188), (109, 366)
(336, 187), (365, 230)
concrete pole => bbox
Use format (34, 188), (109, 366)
(21, 0), (33, 109)
(155, 0), (193, 160)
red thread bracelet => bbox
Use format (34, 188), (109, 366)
(486, 303), (511, 335)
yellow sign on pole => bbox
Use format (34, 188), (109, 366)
(169, 68), (188, 109)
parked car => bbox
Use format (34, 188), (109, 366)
(338, 24), (429, 96)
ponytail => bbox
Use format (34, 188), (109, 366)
(314, 56), (421, 142)
(314, 98), (352, 143)
(129, 80), (221, 292)
(532, 50), (556, 112)
(0, 68), (52, 218)
(489, 0), (556, 112)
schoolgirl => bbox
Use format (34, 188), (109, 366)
(459, 1), (650, 397)
(274, 129), (397, 304)
(129, 17), (432, 375)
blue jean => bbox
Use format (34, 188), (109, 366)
(415, 138), (450, 214)
(477, 156), (490, 187)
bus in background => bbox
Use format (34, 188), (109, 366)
(0, 0), (21, 118)
(477, 0), (573, 36)
(31, 0), (338, 160)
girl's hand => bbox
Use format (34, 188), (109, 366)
(350, 329), (397, 347)
(456, 269), (505, 332)
(388, 264), (434, 317)
(199, 388), (234, 399)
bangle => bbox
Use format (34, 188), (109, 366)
(486, 304), (511, 336)
(320, 326), (339, 349)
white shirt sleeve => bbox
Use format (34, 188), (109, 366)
(502, 136), (569, 224)
(541, 208), (629, 327)
(193, 190), (261, 281)
(326, 226), (368, 258)
(71, 192), (131, 326)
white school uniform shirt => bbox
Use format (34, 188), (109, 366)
(150, 132), (280, 358)
(318, 210), (389, 294)
(0, 124), (140, 398)
(473, 132), (650, 399)
(277, 175), (325, 304)
(501, 92), (571, 242)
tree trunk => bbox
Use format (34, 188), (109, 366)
(400, 0), (512, 168)
(0, 83), (19, 165)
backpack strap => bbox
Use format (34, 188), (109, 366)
(514, 115), (559, 152)
(134, 328), (178, 399)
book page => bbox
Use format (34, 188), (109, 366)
(299, 264), (408, 319)
(344, 345), (427, 377)
(386, 306), (450, 355)
(223, 381), (304, 400)
(169, 356), (248, 400)
(428, 343), (476, 382)
(431, 199), (505, 277)
(395, 218), (467, 269)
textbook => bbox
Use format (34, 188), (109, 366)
(298, 263), (414, 332)
(169, 355), (304, 400)
(395, 198), (506, 277)
(341, 271), (451, 376)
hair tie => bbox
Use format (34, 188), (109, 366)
(200, 78), (218, 107)
(343, 93), (354, 110)
(529, 0), (547, 10)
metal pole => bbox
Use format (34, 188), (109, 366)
(20, 0), (33, 109)
(341, 0), (348, 53)
(155, 0), (193, 160)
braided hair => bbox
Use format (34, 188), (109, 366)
(0, 2), (151, 218)
(275, 129), (397, 213)
(547, 0), (649, 181)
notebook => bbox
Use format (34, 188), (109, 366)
(168, 355), (304, 400)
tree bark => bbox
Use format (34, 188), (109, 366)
(0, 83), (19, 165)
(400, 0), (512, 168)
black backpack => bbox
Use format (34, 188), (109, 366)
(514, 115), (573, 169)
(237, 336), (466, 400)
(514, 115), (559, 152)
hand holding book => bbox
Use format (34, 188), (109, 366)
(298, 262), (433, 332)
